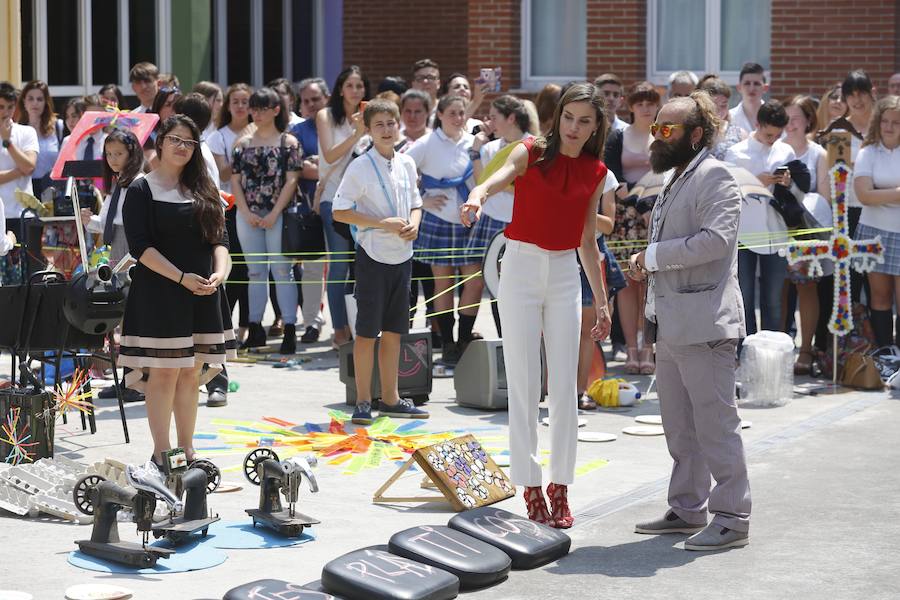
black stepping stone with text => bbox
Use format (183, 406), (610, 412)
(447, 507), (571, 569)
(223, 579), (344, 599)
(321, 546), (459, 600)
(388, 525), (511, 590)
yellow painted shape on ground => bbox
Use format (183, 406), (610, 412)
(575, 458), (610, 477)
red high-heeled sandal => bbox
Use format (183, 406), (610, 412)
(547, 483), (574, 528)
(523, 486), (552, 525)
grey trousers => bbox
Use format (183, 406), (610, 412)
(656, 338), (751, 532)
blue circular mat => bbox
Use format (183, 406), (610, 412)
(206, 520), (316, 549)
(68, 537), (227, 574)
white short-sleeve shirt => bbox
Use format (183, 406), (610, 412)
(729, 102), (757, 134)
(0, 123), (40, 218)
(207, 125), (240, 192)
(406, 128), (474, 224)
(855, 143), (900, 233)
(725, 135), (796, 255)
(333, 148), (423, 264)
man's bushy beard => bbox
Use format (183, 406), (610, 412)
(649, 134), (697, 173)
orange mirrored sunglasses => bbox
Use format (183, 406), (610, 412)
(650, 122), (685, 138)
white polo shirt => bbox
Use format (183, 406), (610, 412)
(855, 142), (900, 233)
(333, 148), (423, 265)
(0, 123), (40, 218)
(406, 128), (474, 224)
(729, 101), (758, 133)
(725, 134), (796, 255)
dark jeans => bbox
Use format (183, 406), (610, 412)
(737, 249), (787, 335)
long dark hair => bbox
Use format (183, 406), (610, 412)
(16, 80), (56, 137)
(154, 115), (224, 244)
(534, 82), (607, 169)
(326, 65), (370, 126)
(102, 129), (144, 191)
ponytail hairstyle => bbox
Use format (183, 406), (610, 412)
(534, 82), (607, 168)
(491, 95), (531, 134)
(101, 128), (145, 191)
(154, 115), (224, 244)
(433, 94), (467, 133)
(681, 90), (723, 150)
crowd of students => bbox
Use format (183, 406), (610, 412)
(2, 58), (899, 400)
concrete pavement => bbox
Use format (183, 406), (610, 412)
(0, 306), (896, 599)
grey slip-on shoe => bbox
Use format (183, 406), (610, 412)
(635, 510), (707, 535)
(683, 523), (749, 551)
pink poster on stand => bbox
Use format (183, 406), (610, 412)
(50, 110), (158, 181)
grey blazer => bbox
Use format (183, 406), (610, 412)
(647, 152), (746, 345)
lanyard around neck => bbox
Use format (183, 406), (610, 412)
(365, 152), (398, 217)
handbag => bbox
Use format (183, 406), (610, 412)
(279, 134), (326, 259)
(840, 352), (885, 390)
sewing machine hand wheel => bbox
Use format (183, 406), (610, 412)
(73, 474), (107, 515)
(243, 448), (280, 485)
(190, 458), (221, 494)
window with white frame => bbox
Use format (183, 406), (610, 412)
(520, 0), (586, 90)
(213, 0), (319, 88)
(23, 0), (170, 100)
(647, 0), (771, 86)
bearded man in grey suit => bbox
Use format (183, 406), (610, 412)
(628, 91), (751, 551)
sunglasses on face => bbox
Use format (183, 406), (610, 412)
(414, 74), (438, 83)
(159, 86), (181, 95)
(165, 134), (198, 149)
(650, 122), (685, 139)
(602, 90), (622, 99)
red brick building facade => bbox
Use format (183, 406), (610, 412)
(344, 0), (898, 105)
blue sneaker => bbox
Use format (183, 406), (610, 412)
(351, 401), (373, 425)
(379, 398), (430, 419)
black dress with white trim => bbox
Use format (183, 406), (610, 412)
(119, 175), (237, 391)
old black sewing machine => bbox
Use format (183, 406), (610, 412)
(73, 465), (174, 567)
(243, 448), (320, 537)
(74, 449), (221, 566)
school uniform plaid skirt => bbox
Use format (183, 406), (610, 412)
(464, 213), (507, 264)
(414, 211), (479, 267)
(856, 223), (900, 275)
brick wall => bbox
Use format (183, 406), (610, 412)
(770, 0), (898, 100)
(342, 0), (470, 90)
(586, 0), (647, 86)
(344, 0), (898, 112)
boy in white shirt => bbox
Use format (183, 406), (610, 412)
(725, 100), (796, 336)
(333, 100), (428, 424)
(729, 62), (769, 133)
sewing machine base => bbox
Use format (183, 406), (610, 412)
(75, 540), (174, 568)
(152, 515), (220, 545)
(247, 509), (320, 537)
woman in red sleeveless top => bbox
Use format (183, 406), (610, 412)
(461, 83), (611, 528)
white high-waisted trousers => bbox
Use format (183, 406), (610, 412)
(498, 239), (580, 487)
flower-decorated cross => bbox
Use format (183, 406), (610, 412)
(780, 163), (883, 335)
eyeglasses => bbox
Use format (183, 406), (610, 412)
(160, 86), (181, 95)
(414, 74), (438, 83)
(650, 122), (684, 139)
(165, 134), (198, 149)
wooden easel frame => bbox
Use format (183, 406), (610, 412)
(372, 455), (448, 506)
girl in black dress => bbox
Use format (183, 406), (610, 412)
(120, 115), (235, 464)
